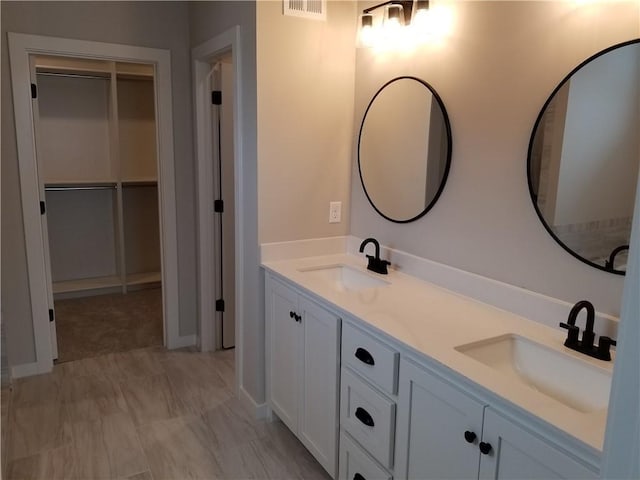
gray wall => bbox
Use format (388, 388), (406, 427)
(1, 1), (197, 365)
(189, 1), (261, 401)
(350, 0), (639, 317)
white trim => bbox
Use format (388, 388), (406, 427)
(260, 236), (348, 262)
(601, 168), (640, 478)
(10, 361), (45, 379)
(7, 34), (53, 375)
(239, 385), (269, 420)
(171, 334), (198, 350)
(7, 33), (181, 374)
(192, 27), (244, 397)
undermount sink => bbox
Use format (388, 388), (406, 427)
(298, 264), (390, 292)
(455, 334), (612, 413)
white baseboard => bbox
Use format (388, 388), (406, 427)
(13, 334), (197, 380)
(11, 360), (51, 379)
(168, 334), (197, 350)
(238, 385), (268, 419)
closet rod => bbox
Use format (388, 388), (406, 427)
(45, 185), (116, 191)
(36, 71), (110, 81)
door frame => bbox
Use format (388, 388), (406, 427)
(8, 32), (181, 376)
(192, 26), (243, 385)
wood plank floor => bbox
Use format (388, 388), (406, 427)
(2, 347), (331, 480)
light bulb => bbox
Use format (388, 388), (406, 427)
(360, 13), (375, 47)
(383, 4), (405, 48)
(410, 5), (433, 44)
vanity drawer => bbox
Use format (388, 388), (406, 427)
(341, 367), (396, 469)
(342, 322), (399, 395)
(339, 431), (392, 480)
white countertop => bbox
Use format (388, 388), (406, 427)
(262, 253), (613, 454)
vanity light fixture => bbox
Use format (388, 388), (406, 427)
(359, 0), (431, 48)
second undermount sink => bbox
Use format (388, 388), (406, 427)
(455, 334), (612, 413)
(297, 264), (390, 292)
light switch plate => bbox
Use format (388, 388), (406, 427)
(329, 201), (342, 223)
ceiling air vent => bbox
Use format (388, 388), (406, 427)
(283, 0), (327, 20)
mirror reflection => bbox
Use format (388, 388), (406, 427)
(528, 40), (640, 274)
(358, 76), (451, 223)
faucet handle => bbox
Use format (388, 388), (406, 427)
(596, 336), (617, 361)
(559, 322), (580, 347)
(366, 255), (390, 275)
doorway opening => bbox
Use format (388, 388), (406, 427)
(31, 55), (164, 363)
(8, 33), (181, 377)
(193, 26), (244, 398)
(210, 55), (236, 350)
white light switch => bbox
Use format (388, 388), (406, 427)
(329, 201), (342, 223)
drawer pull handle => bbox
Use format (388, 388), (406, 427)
(353, 474), (366, 480)
(479, 441), (492, 455)
(464, 431), (477, 443)
(355, 407), (375, 427)
(355, 347), (375, 366)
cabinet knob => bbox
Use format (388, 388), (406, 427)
(355, 407), (375, 427)
(355, 347), (375, 366)
(464, 431), (477, 443)
(353, 474), (366, 480)
(479, 441), (492, 455)
(295, 313), (302, 322)
(289, 311), (295, 319)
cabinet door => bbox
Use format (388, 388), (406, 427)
(395, 359), (485, 480)
(479, 408), (598, 480)
(299, 296), (341, 477)
(266, 278), (301, 433)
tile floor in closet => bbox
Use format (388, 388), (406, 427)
(1, 346), (330, 480)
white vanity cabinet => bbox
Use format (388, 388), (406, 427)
(265, 274), (341, 478)
(262, 261), (604, 480)
(395, 358), (598, 480)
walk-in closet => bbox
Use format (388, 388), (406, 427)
(33, 55), (163, 362)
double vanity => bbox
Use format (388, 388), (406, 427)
(263, 247), (614, 480)
(260, 35), (636, 480)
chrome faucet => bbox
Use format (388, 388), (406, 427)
(559, 300), (616, 361)
(359, 238), (390, 275)
(604, 244), (629, 271)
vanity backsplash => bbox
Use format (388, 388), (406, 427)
(261, 235), (619, 339)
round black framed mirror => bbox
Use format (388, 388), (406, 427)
(358, 76), (452, 223)
(527, 39), (640, 275)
